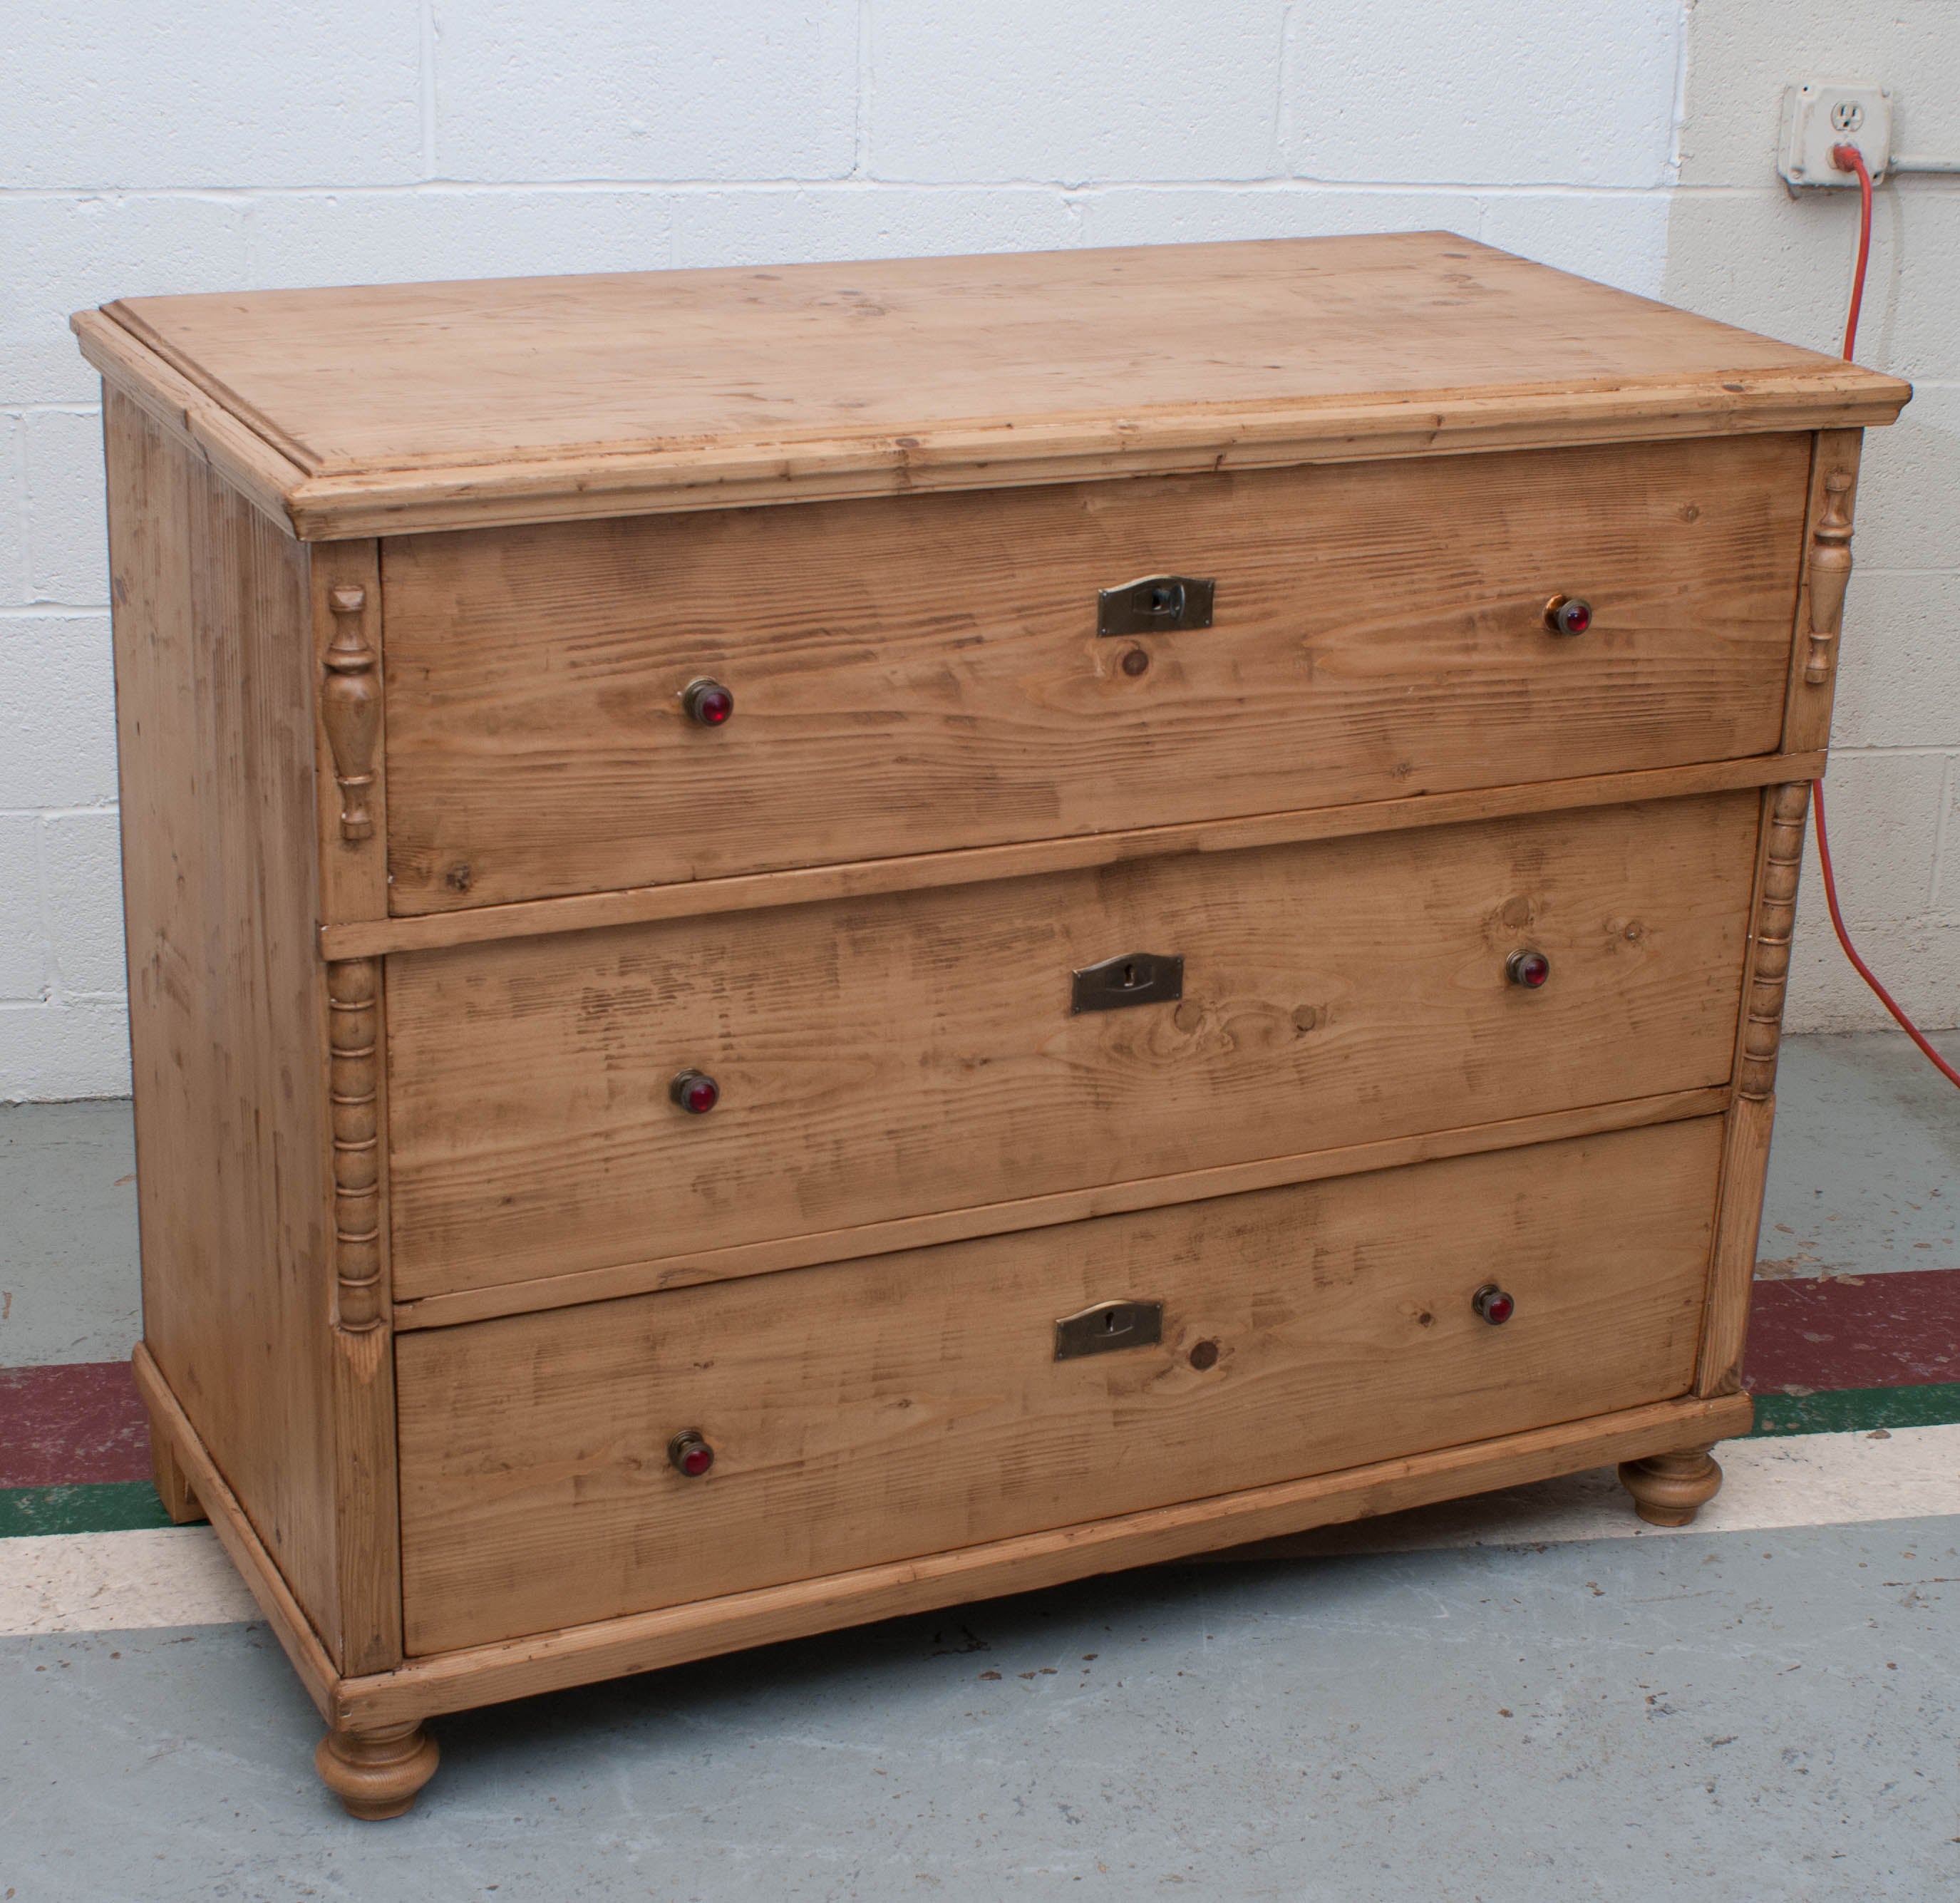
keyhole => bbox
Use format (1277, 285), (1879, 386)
(1103, 1309), (1122, 1333)
(1148, 584), (1180, 616)
(1122, 961), (1138, 987)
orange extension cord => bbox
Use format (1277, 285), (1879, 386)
(1815, 141), (1959, 1088)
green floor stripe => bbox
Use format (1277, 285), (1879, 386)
(0, 1480), (175, 1538)
(1745, 1382), (1960, 1438)
(4, 1390), (1958, 1537)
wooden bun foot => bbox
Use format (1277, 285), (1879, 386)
(1616, 1445), (1723, 1527)
(316, 1721), (439, 1820)
(148, 1421), (207, 1525)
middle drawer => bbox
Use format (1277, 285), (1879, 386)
(386, 790), (1759, 1304)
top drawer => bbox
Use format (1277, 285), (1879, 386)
(381, 433), (1810, 914)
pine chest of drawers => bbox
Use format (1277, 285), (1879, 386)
(77, 233), (1908, 1817)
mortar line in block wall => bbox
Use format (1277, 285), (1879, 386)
(1929, 757), (1957, 909)
(418, 0), (437, 182)
(0, 802), (120, 821)
(852, 0), (872, 181)
(5, 410), (24, 597)
(1815, 746), (1960, 761)
(1664, 0), (1691, 187)
(0, 179), (1690, 203)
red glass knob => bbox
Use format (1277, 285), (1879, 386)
(668, 1429), (715, 1477)
(682, 678), (734, 726)
(669, 1068), (719, 1115)
(1545, 594), (1592, 637)
(1507, 949), (1551, 990)
(1472, 1284), (1515, 1326)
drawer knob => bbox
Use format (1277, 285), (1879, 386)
(1472, 1284), (1516, 1326)
(1544, 594), (1592, 637)
(1506, 948), (1551, 990)
(681, 677), (734, 726)
(667, 1429), (716, 1477)
(669, 1068), (720, 1115)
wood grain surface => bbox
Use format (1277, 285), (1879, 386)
(81, 234), (1905, 536)
(391, 1085), (1731, 1329)
(133, 1345), (341, 1718)
(385, 793), (1759, 1304)
(322, 753), (1826, 964)
(1782, 429), (1864, 756)
(380, 435), (1809, 911)
(105, 391), (347, 1654)
(396, 1118), (1723, 1655)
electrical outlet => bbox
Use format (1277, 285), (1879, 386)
(1780, 82), (1892, 187)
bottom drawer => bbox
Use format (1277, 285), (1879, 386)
(398, 1117), (1723, 1654)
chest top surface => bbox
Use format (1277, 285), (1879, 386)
(76, 232), (1907, 540)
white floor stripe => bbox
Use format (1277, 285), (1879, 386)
(1202, 1423), (1960, 1562)
(3, 1426), (1958, 1636)
(0, 1526), (258, 1635)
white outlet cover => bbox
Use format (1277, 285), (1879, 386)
(1780, 81), (1892, 187)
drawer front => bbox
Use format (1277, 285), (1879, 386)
(398, 1118), (1723, 1654)
(380, 433), (1808, 913)
(386, 792), (1758, 1304)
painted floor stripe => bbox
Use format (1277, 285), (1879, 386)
(3, 1424), (1957, 1636)
(0, 1479), (175, 1537)
(0, 1525), (257, 1634)
(1204, 1421), (1960, 1562)
(0, 1383), (1952, 1541)
(1743, 1267), (1960, 1390)
(0, 1360), (150, 1486)
(1748, 1379), (1960, 1435)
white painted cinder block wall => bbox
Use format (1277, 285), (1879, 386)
(0, 1), (1952, 1098)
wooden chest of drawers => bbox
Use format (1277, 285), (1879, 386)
(76, 233), (1908, 1818)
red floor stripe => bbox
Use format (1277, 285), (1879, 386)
(0, 1361), (150, 1487)
(1742, 1266), (1960, 1394)
(0, 1269), (1956, 1495)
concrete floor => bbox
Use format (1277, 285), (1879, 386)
(8, 1518), (1959, 1901)
(2, 1029), (1958, 1899)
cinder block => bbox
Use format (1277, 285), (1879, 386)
(1661, 185), (1960, 385)
(0, 412), (24, 605)
(1942, 763), (1960, 913)
(1477, 192), (1670, 299)
(0, 617), (117, 810)
(1787, 912), (1960, 1033)
(1661, 187), (1883, 362)
(433, 1), (858, 183)
(1882, 192), (1960, 385)
(1076, 187), (1470, 251)
(0, 813), (47, 1000)
(1286, 0), (1681, 187)
(41, 810), (126, 997)
(671, 187), (1077, 271)
(1801, 751), (1946, 922)
(0, 195), (252, 406)
(247, 189), (676, 292)
(1852, 381), (1960, 572)
(0, 998), (133, 1101)
(24, 410), (108, 607)
(1830, 572), (1960, 751)
(0, 4), (420, 190)
(869, 1), (1284, 184)
(1674, 0), (1960, 191)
